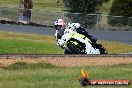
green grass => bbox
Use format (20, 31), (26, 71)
(0, 31), (63, 54)
(101, 40), (132, 54)
(0, 0), (64, 12)
(0, 0), (18, 7)
(0, 31), (131, 54)
(0, 62), (132, 88)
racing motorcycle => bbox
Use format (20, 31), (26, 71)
(56, 24), (108, 54)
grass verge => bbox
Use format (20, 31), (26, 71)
(0, 0), (64, 11)
(0, 31), (63, 54)
(0, 62), (132, 88)
(101, 40), (132, 54)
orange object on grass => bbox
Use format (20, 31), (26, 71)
(81, 68), (88, 78)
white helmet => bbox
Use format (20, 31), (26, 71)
(54, 19), (66, 30)
(54, 19), (65, 25)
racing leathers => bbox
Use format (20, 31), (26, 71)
(66, 23), (97, 44)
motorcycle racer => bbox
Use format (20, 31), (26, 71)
(54, 19), (105, 54)
(54, 19), (97, 44)
(57, 28), (100, 54)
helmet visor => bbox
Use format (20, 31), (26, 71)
(55, 25), (62, 30)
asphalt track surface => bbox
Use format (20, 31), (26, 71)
(0, 24), (132, 45)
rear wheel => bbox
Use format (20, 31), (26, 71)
(95, 44), (108, 54)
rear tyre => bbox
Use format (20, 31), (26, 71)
(95, 44), (108, 54)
